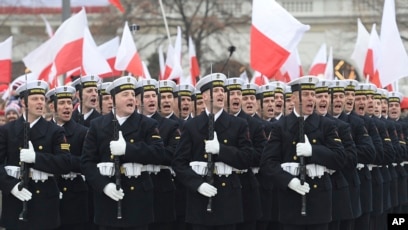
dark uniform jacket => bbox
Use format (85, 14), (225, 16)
(56, 119), (89, 225)
(360, 116), (390, 214)
(72, 108), (101, 127)
(363, 115), (385, 215)
(326, 114), (357, 220)
(172, 110), (252, 226)
(236, 110), (264, 222)
(339, 112), (375, 214)
(380, 116), (398, 211)
(0, 116), (71, 229)
(150, 112), (180, 223)
(169, 113), (185, 130)
(253, 114), (279, 222)
(393, 119), (408, 206)
(81, 112), (165, 227)
(261, 112), (345, 225)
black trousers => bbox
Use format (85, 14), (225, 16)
(281, 223), (328, 230)
(99, 226), (148, 230)
(236, 221), (256, 230)
(192, 224), (236, 230)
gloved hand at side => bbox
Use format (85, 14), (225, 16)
(197, 182), (217, 197)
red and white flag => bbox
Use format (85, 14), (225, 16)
(158, 45), (165, 79)
(0, 36), (12, 85)
(364, 24), (381, 87)
(308, 43), (326, 76)
(350, 18), (370, 77)
(2, 72), (38, 101)
(66, 36), (121, 79)
(40, 15), (53, 38)
(189, 36), (200, 86)
(250, 0), (310, 78)
(23, 8), (88, 84)
(324, 46), (334, 80)
(163, 26), (183, 81)
(240, 70), (249, 83)
(109, 0), (125, 13)
(81, 27), (112, 76)
(98, 36), (121, 77)
(250, 71), (269, 86)
(379, 0), (408, 87)
(141, 61), (152, 79)
(114, 21), (143, 76)
(278, 48), (303, 82)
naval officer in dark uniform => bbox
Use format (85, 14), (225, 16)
(81, 76), (165, 230)
(172, 73), (252, 230)
(328, 80), (362, 230)
(71, 75), (101, 127)
(134, 79), (180, 230)
(46, 85), (90, 230)
(225, 78), (264, 230)
(261, 76), (346, 230)
(314, 80), (355, 230)
(0, 80), (71, 229)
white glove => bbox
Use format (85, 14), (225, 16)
(296, 135), (312, 157)
(197, 182), (217, 197)
(288, 178), (310, 195)
(103, 183), (124, 201)
(205, 132), (220, 154)
(11, 183), (32, 201)
(20, 141), (36, 163)
(110, 131), (126, 156)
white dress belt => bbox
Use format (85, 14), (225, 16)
(190, 161), (245, 177)
(97, 162), (173, 178)
(280, 163), (328, 179)
(5, 166), (54, 183)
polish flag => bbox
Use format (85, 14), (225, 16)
(163, 26), (183, 81)
(250, 0), (310, 78)
(240, 70), (249, 83)
(250, 71), (269, 86)
(0, 36), (12, 85)
(141, 61), (152, 79)
(98, 36), (121, 77)
(324, 46), (334, 80)
(158, 45), (165, 79)
(278, 48), (303, 82)
(364, 24), (381, 87)
(189, 36), (200, 86)
(308, 43), (326, 76)
(350, 18), (370, 77)
(379, 0), (408, 87)
(109, 0), (125, 13)
(81, 27), (112, 76)
(114, 21), (143, 76)
(2, 72), (38, 101)
(179, 75), (193, 86)
(40, 15), (53, 38)
(23, 8), (88, 84)
(65, 36), (121, 79)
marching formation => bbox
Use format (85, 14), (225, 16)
(0, 73), (407, 230)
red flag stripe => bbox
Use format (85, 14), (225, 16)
(250, 26), (290, 79)
(0, 59), (11, 84)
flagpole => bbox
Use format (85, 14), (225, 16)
(158, 0), (172, 44)
(61, 0), (71, 85)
